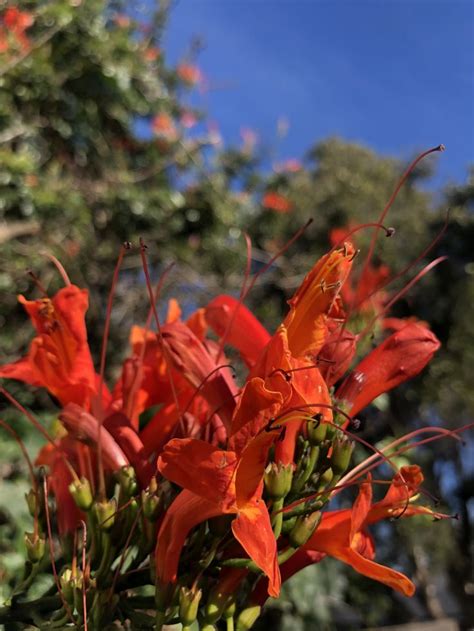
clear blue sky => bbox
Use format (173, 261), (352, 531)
(164, 0), (474, 190)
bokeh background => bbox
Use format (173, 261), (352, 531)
(0, 1), (473, 628)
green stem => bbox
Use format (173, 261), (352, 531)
(221, 558), (259, 571)
(277, 546), (298, 565)
(226, 616), (235, 631)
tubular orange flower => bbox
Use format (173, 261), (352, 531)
(283, 244), (355, 358)
(157, 428), (281, 596)
(262, 191), (292, 213)
(302, 465), (437, 596)
(336, 321), (441, 415)
(0, 285), (103, 410)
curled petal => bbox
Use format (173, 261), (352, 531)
(205, 295), (271, 368)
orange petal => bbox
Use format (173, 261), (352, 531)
(158, 438), (237, 509)
(156, 490), (225, 585)
(232, 502), (281, 597)
(205, 295), (271, 368)
(235, 431), (277, 507)
(338, 547), (415, 597)
(284, 245), (355, 358)
(229, 377), (283, 454)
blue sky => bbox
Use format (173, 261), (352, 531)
(164, 0), (474, 190)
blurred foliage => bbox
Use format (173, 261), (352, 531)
(0, 0), (473, 628)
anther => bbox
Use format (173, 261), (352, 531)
(385, 227), (396, 237)
(349, 248), (360, 262)
(123, 241), (132, 250)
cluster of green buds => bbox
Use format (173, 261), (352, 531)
(3, 466), (172, 629)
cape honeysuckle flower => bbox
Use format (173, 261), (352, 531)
(176, 62), (202, 85)
(0, 7), (33, 54)
(0, 285), (104, 410)
(283, 243), (355, 358)
(248, 465), (440, 605)
(262, 191), (293, 213)
(156, 380), (283, 596)
(300, 465), (437, 596)
(336, 321), (441, 415)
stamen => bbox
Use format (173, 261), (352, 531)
(43, 253), (72, 286)
(96, 242), (130, 499)
(360, 144), (445, 287)
(79, 520), (88, 630)
(215, 233), (253, 364)
(183, 364), (237, 415)
(139, 238), (183, 425)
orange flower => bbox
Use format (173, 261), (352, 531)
(152, 113), (178, 141)
(156, 383), (283, 596)
(262, 192), (292, 213)
(177, 63), (202, 85)
(0, 285), (102, 410)
(283, 244), (355, 358)
(336, 321), (440, 415)
(302, 465), (435, 596)
(205, 294), (271, 368)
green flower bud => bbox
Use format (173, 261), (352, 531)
(69, 477), (93, 511)
(319, 467), (334, 487)
(24, 531), (45, 564)
(331, 436), (354, 474)
(59, 568), (75, 604)
(288, 511), (322, 548)
(236, 605), (261, 631)
(25, 488), (41, 518)
(141, 485), (164, 521)
(223, 600), (236, 619)
(264, 462), (293, 500)
(116, 465), (138, 497)
(204, 587), (231, 624)
(179, 586), (202, 627)
(93, 498), (117, 531)
(306, 415), (328, 445)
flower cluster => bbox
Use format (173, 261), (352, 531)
(0, 6), (33, 56)
(0, 220), (455, 629)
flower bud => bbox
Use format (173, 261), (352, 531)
(25, 488), (41, 518)
(59, 568), (75, 604)
(223, 600), (236, 619)
(264, 462), (293, 500)
(69, 477), (93, 511)
(306, 416), (328, 445)
(330, 436), (354, 474)
(116, 465), (137, 498)
(24, 531), (45, 564)
(93, 498), (117, 531)
(204, 587), (231, 624)
(288, 511), (322, 548)
(236, 605), (261, 631)
(179, 586), (202, 627)
(142, 485), (164, 521)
